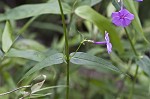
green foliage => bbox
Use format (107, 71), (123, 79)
(6, 48), (46, 62)
(0, 1), (71, 21)
(21, 53), (64, 80)
(124, 0), (149, 43)
(112, 0), (120, 10)
(75, 5), (124, 53)
(70, 52), (121, 73)
(31, 75), (46, 94)
(0, 0), (150, 99)
(137, 56), (150, 77)
(0, 49), (3, 58)
(2, 21), (13, 53)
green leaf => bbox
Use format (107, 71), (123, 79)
(6, 48), (46, 62)
(87, 47), (104, 55)
(77, 0), (102, 6)
(0, 1), (71, 21)
(90, 0), (102, 6)
(31, 21), (63, 33)
(112, 0), (120, 10)
(0, 49), (3, 58)
(124, 0), (149, 43)
(18, 16), (38, 35)
(2, 71), (16, 90)
(33, 85), (66, 93)
(14, 39), (46, 51)
(75, 5), (124, 53)
(2, 21), (13, 53)
(70, 52), (121, 73)
(21, 53), (64, 80)
(0, 87), (9, 99)
(137, 56), (150, 77)
(31, 75), (46, 94)
(30, 93), (52, 98)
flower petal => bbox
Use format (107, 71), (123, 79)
(105, 32), (110, 42)
(111, 9), (134, 27)
(119, 9), (130, 16)
(111, 12), (119, 19)
(135, 0), (143, 2)
(122, 18), (131, 27)
(107, 43), (112, 54)
(125, 13), (134, 20)
(112, 17), (122, 26)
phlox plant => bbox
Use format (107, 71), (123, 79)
(0, 0), (150, 99)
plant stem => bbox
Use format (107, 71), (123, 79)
(70, 39), (95, 58)
(124, 28), (139, 99)
(70, 40), (85, 58)
(120, 0), (123, 10)
(129, 65), (139, 99)
(124, 28), (138, 56)
(0, 85), (31, 96)
(58, 0), (70, 99)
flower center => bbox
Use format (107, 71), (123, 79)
(120, 14), (125, 19)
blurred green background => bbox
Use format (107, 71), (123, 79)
(0, 0), (150, 99)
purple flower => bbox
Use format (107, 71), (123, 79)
(105, 32), (112, 54)
(94, 31), (112, 54)
(135, 0), (143, 2)
(111, 9), (134, 27)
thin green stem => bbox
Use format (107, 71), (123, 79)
(124, 28), (139, 99)
(0, 85), (31, 96)
(129, 66), (139, 99)
(124, 28), (138, 56)
(58, 0), (69, 99)
(70, 40), (85, 58)
(120, 0), (123, 10)
(116, 61), (132, 98)
(70, 39), (94, 58)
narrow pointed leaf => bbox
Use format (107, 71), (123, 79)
(91, 0), (102, 6)
(112, 0), (120, 10)
(70, 52), (121, 73)
(75, 6), (124, 53)
(0, 49), (3, 58)
(77, 0), (102, 6)
(31, 75), (46, 94)
(21, 53), (64, 80)
(6, 48), (46, 62)
(2, 21), (13, 53)
(34, 85), (67, 93)
(0, 1), (71, 21)
(137, 56), (150, 77)
(30, 93), (52, 98)
(15, 39), (46, 51)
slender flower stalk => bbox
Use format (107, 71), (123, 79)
(135, 0), (143, 2)
(94, 31), (112, 54)
(70, 31), (112, 55)
(118, 0), (143, 3)
(124, 28), (139, 99)
(94, 41), (106, 44)
(124, 28), (138, 56)
(120, 0), (123, 10)
(58, 0), (70, 99)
